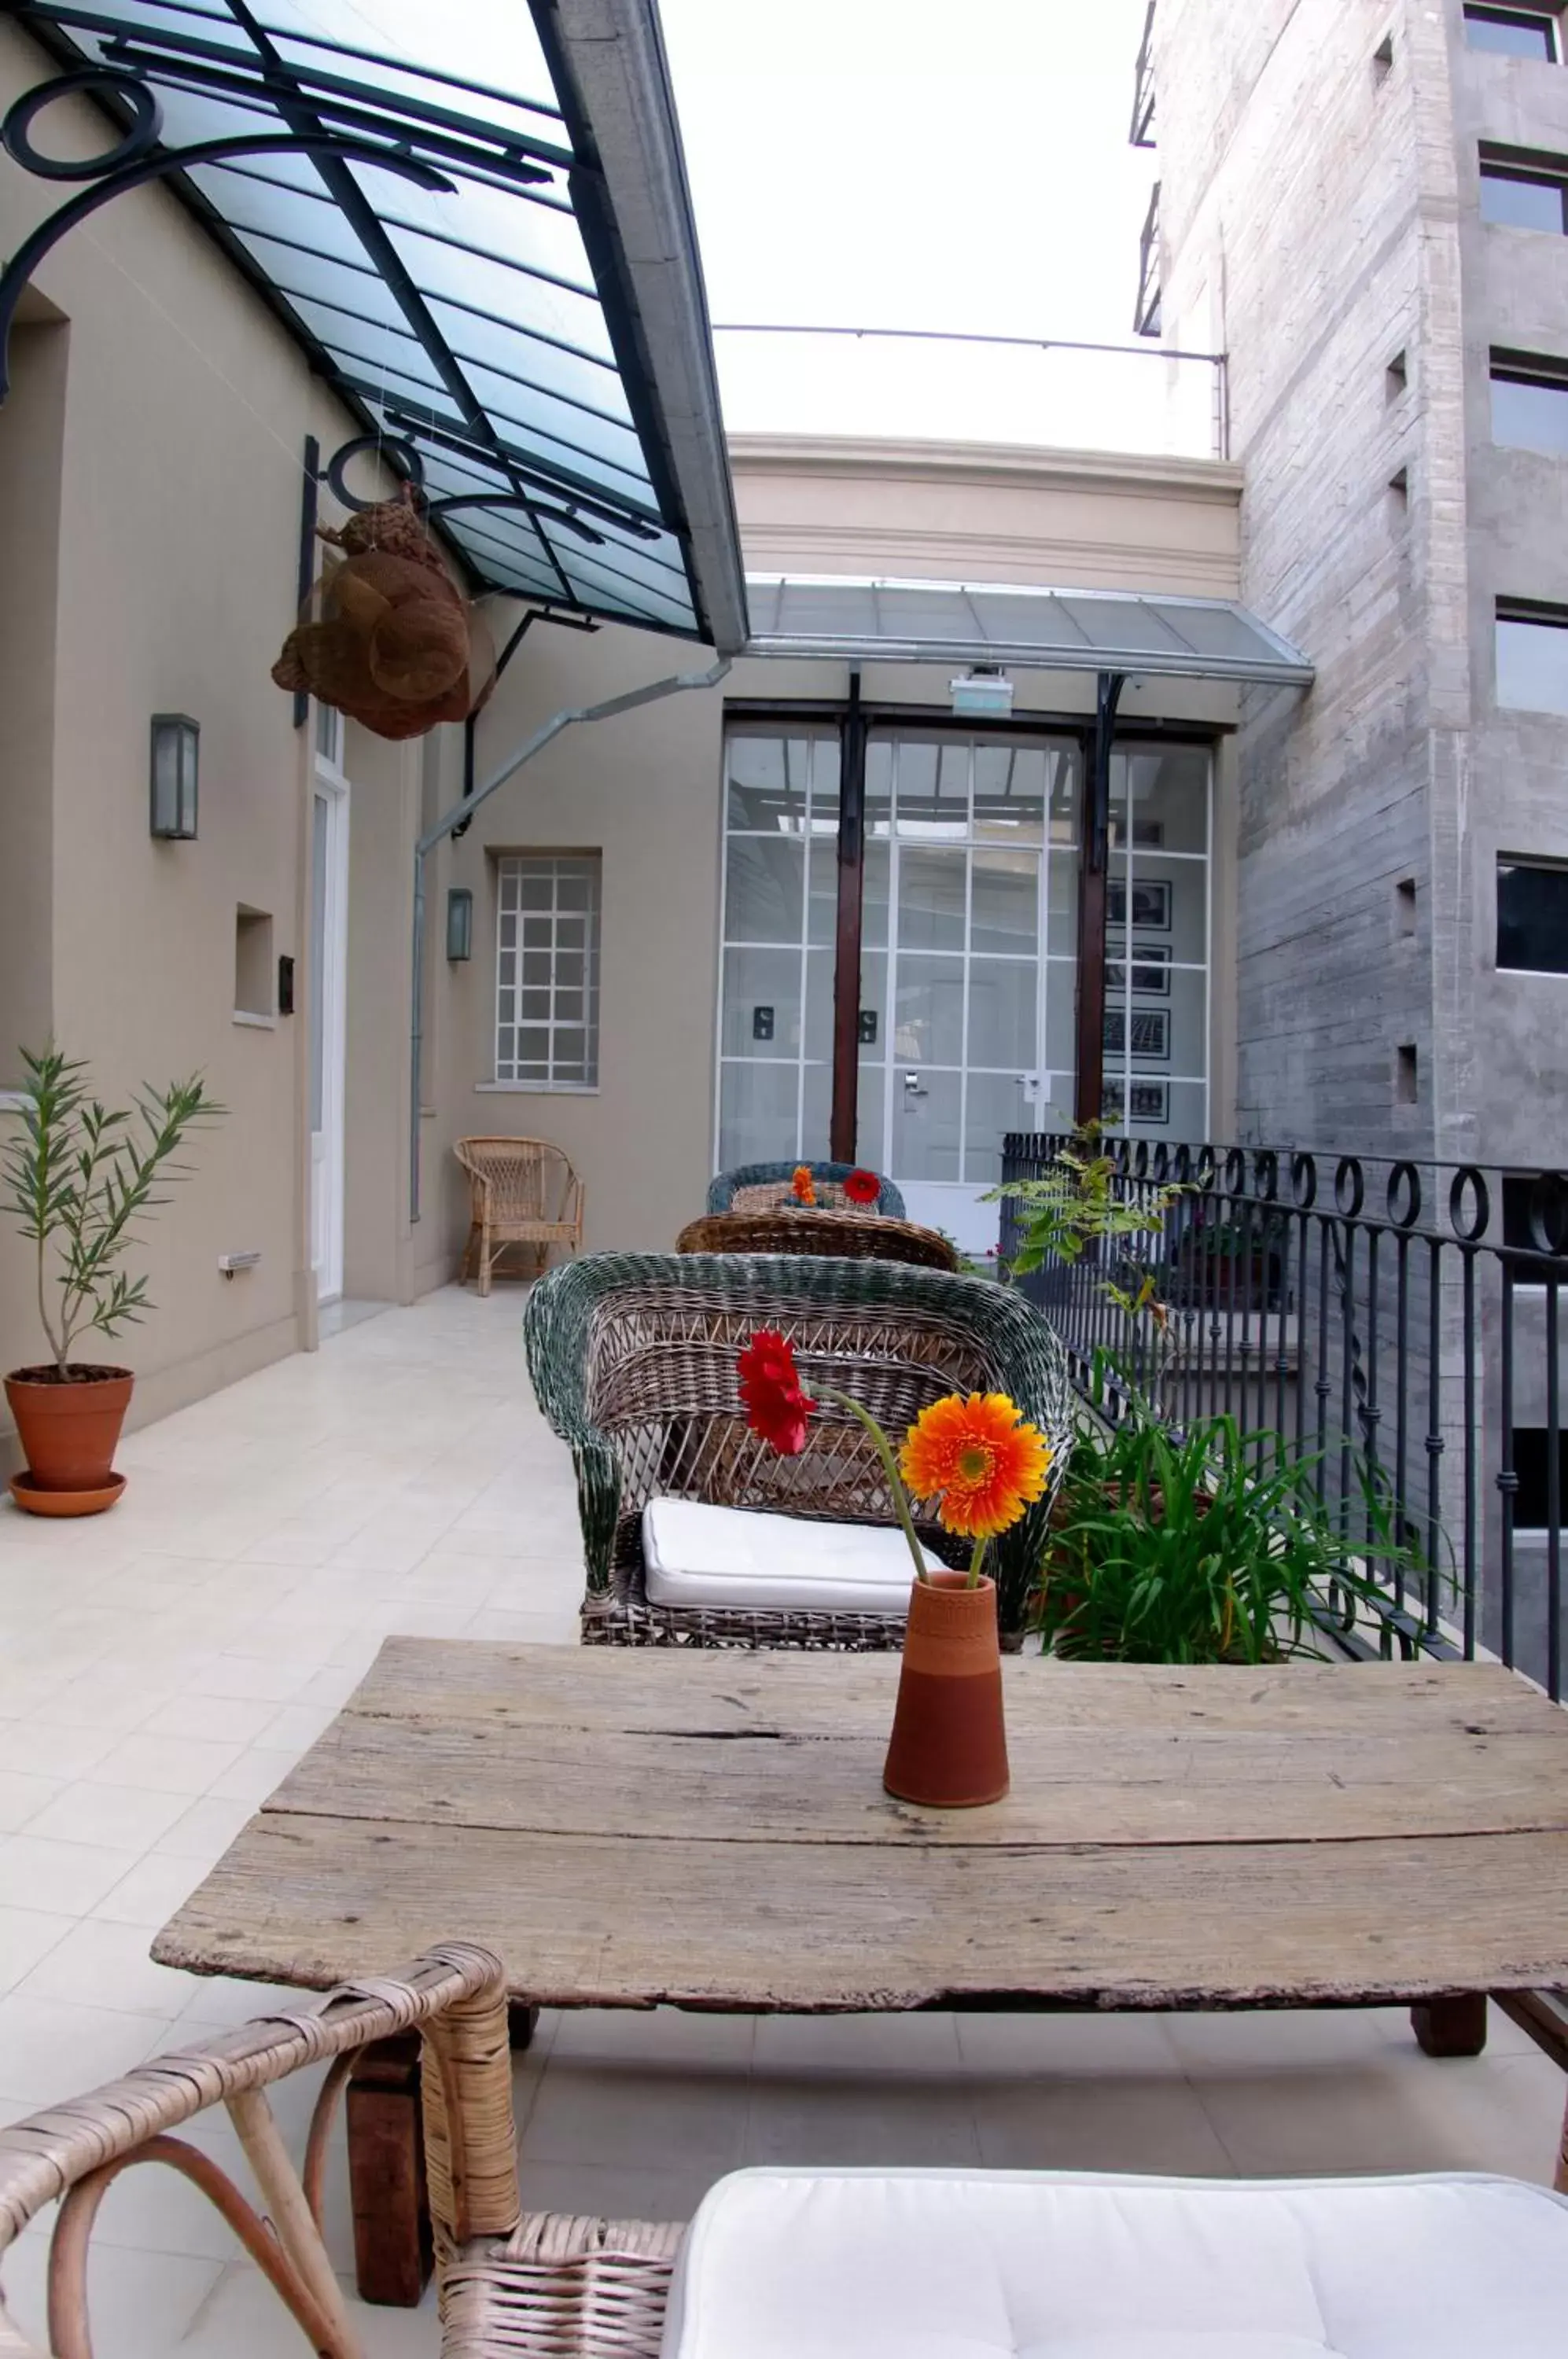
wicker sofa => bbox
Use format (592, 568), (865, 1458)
(523, 1252), (1073, 1649)
(705, 1161), (906, 1216)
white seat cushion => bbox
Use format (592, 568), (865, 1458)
(661, 2167), (1568, 2359)
(642, 1500), (943, 1614)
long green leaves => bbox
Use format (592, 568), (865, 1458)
(1, 1046), (223, 1376)
(1036, 1408), (1437, 1664)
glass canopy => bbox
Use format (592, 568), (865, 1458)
(10, 0), (737, 639)
(745, 576), (1315, 686)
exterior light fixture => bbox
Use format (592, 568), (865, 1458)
(149, 714), (199, 839)
(950, 668), (1014, 720)
(446, 886), (474, 962)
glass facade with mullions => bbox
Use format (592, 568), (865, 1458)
(715, 723), (1212, 1182)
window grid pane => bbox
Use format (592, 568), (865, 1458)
(494, 855), (601, 1086)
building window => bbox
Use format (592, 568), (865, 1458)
(494, 854), (601, 1087)
(1496, 602), (1568, 712)
(716, 727), (840, 1168)
(1503, 1173), (1568, 1278)
(1480, 145), (1568, 230)
(1491, 349), (1568, 451)
(1510, 1427), (1568, 1529)
(1465, 5), (1559, 59)
(1497, 855), (1568, 972)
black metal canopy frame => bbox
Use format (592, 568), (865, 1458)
(0, 0), (738, 642)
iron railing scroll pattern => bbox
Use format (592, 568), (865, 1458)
(1000, 1132), (1568, 1700)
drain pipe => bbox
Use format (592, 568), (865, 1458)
(409, 654), (732, 1221)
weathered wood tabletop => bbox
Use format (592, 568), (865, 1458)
(154, 1638), (1568, 2015)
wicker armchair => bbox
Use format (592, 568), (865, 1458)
(0, 1945), (680, 2359)
(706, 1161), (906, 1217)
(523, 1252), (1073, 1649)
(677, 1208), (960, 1271)
(455, 1137), (583, 1296)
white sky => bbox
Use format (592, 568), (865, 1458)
(657, 0), (1201, 454)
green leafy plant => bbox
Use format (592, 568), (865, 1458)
(2, 1047), (223, 1381)
(988, 1129), (1187, 1281)
(1035, 1405), (1431, 1664)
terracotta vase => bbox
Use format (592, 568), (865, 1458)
(883, 1570), (1009, 1809)
(5, 1366), (133, 1496)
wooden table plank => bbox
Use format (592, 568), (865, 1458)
(350, 1639), (1558, 1742)
(154, 1816), (1568, 2012)
(271, 1709), (1568, 1847)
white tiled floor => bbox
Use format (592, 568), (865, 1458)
(0, 1284), (1562, 2355)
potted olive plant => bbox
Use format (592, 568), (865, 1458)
(2, 1047), (222, 1514)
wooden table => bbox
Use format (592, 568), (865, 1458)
(155, 1640), (1568, 2301)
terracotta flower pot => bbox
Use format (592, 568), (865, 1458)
(883, 1570), (1009, 1809)
(5, 1366), (133, 1496)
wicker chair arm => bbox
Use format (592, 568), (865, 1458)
(0, 1944), (510, 2273)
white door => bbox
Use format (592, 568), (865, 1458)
(310, 710), (350, 1303)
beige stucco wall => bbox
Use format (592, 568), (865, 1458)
(731, 435), (1245, 598)
(0, 24), (419, 1468)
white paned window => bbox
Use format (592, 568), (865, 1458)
(495, 854), (602, 1088)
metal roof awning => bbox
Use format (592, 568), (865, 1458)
(745, 576), (1315, 688)
(5, 0), (747, 647)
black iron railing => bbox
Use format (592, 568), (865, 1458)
(1134, 181), (1163, 338)
(1000, 1132), (1568, 1700)
(1130, 0), (1157, 146)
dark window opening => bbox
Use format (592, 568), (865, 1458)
(1491, 348), (1568, 450)
(1386, 349), (1408, 399)
(1397, 876), (1417, 935)
(1498, 854), (1568, 971)
(1503, 1172), (1568, 1277)
(1465, 4), (1559, 60)
(1396, 1043), (1418, 1104)
(1374, 31), (1395, 75)
(1510, 1427), (1568, 1529)
(1480, 144), (1568, 230)
(1496, 602), (1568, 713)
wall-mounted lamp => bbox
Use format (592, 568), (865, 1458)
(149, 713), (199, 840)
(446, 886), (473, 962)
(949, 667), (1014, 720)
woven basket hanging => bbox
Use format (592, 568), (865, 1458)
(272, 487), (495, 742)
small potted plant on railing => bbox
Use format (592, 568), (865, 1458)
(2, 1047), (223, 1515)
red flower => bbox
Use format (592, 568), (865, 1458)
(738, 1329), (816, 1456)
(844, 1168), (880, 1206)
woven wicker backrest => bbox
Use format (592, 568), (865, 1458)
(676, 1209), (959, 1271)
(455, 1136), (575, 1223)
(525, 1253), (1071, 1631)
(706, 1162), (907, 1219)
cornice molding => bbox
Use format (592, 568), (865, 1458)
(727, 432), (1244, 503)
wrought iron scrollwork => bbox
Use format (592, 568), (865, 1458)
(0, 68), (454, 403)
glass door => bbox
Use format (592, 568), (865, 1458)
(1102, 745), (1212, 1142)
(863, 734), (1082, 1249)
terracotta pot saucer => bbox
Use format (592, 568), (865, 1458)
(8, 1470), (127, 1518)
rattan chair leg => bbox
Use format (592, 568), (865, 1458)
(229, 2086), (366, 2359)
(479, 1221), (493, 1299)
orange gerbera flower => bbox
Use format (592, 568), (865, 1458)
(898, 1393), (1052, 1540)
(791, 1164), (816, 1205)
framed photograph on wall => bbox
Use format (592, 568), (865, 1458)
(1105, 942), (1172, 996)
(1103, 1077), (1171, 1125)
(1107, 878), (1172, 932)
(1104, 1007), (1171, 1060)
